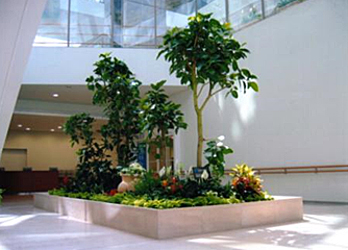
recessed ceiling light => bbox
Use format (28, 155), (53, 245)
(57, 126), (62, 129)
(17, 124), (23, 128)
(50, 129), (55, 132)
(52, 93), (59, 98)
(25, 127), (31, 131)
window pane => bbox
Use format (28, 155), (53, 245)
(264, 0), (298, 16)
(70, 0), (112, 47)
(197, 0), (226, 22)
(119, 0), (155, 47)
(156, 0), (196, 45)
(33, 0), (69, 47)
(228, 0), (262, 30)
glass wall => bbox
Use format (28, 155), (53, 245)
(197, 0), (226, 22)
(34, 0), (69, 47)
(156, 0), (196, 44)
(228, 0), (262, 30)
(69, 0), (112, 47)
(33, 0), (301, 48)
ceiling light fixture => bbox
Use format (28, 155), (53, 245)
(52, 93), (59, 98)
(25, 127), (31, 131)
(17, 124), (23, 128)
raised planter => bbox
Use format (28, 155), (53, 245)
(34, 193), (303, 239)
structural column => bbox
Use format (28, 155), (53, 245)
(0, 0), (47, 160)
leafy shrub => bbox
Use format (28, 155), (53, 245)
(204, 137), (233, 178)
(140, 80), (187, 165)
(64, 113), (120, 194)
(0, 189), (4, 204)
(230, 164), (273, 201)
(134, 169), (185, 198)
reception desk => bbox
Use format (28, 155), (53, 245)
(0, 171), (59, 193)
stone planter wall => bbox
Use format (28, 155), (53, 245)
(34, 193), (303, 239)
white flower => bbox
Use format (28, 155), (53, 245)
(218, 135), (225, 141)
(201, 170), (209, 180)
(130, 162), (142, 169)
(217, 142), (223, 147)
(159, 167), (166, 177)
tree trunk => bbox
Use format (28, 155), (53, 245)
(161, 128), (167, 167)
(196, 109), (203, 167)
(193, 88), (203, 167)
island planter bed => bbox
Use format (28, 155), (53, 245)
(34, 193), (303, 239)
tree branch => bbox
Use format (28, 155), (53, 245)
(199, 83), (213, 111)
(211, 87), (225, 96)
(197, 83), (208, 97)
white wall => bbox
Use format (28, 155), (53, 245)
(0, 0), (47, 159)
(172, 0), (348, 202)
(23, 47), (180, 85)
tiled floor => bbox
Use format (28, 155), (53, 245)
(0, 196), (348, 250)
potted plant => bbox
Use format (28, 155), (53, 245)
(118, 162), (146, 193)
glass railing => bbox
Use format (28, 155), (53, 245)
(33, 0), (301, 48)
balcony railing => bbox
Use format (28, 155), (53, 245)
(34, 0), (302, 48)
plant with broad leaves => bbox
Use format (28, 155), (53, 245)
(230, 164), (272, 201)
(204, 136), (233, 179)
(158, 13), (259, 167)
(86, 52), (142, 167)
(140, 80), (187, 166)
(64, 113), (120, 193)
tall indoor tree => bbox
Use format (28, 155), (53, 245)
(140, 80), (187, 168)
(158, 13), (259, 167)
(86, 53), (142, 167)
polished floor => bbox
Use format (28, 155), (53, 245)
(0, 196), (348, 250)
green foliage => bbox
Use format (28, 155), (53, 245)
(50, 189), (241, 209)
(134, 171), (163, 197)
(141, 80), (187, 164)
(119, 162), (146, 176)
(134, 169), (185, 198)
(230, 164), (273, 201)
(158, 13), (259, 167)
(86, 52), (142, 167)
(64, 113), (120, 193)
(0, 189), (4, 205)
(182, 177), (234, 198)
(204, 137), (233, 178)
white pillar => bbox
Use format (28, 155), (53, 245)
(0, 0), (47, 160)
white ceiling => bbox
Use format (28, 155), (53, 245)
(18, 84), (187, 105)
(9, 114), (107, 133)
